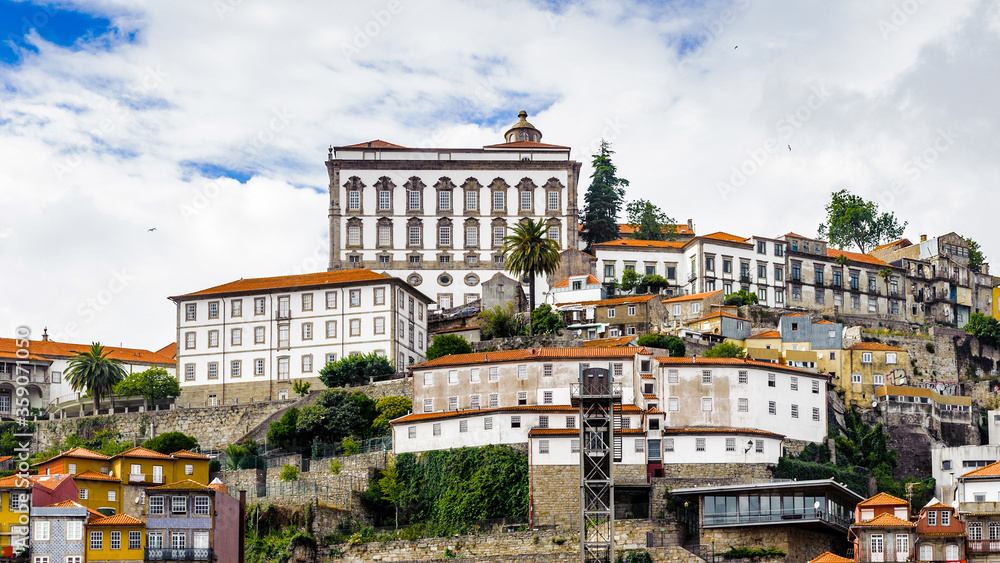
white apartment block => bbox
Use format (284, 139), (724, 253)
(327, 111), (582, 310)
(169, 269), (432, 406)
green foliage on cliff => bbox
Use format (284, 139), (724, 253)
(720, 546), (786, 559)
(772, 458), (871, 497)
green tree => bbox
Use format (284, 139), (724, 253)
(835, 407), (900, 494)
(580, 140), (628, 252)
(724, 289), (759, 307)
(636, 334), (685, 357)
(703, 341), (745, 358)
(817, 189), (907, 253)
(65, 343), (127, 412)
(297, 389), (377, 443)
(966, 313), (1000, 348)
(968, 238), (985, 273)
(636, 274), (669, 295)
(503, 218), (562, 334)
(531, 304), (565, 335)
(379, 462), (405, 530)
(318, 352), (395, 388)
(625, 199), (676, 241)
(620, 269), (641, 294)
(292, 380), (311, 397)
(114, 367), (181, 411)
(878, 267), (894, 294)
(266, 407), (303, 449)
(425, 334), (473, 361)
(372, 397), (413, 435)
(143, 432), (198, 455)
(478, 303), (528, 340)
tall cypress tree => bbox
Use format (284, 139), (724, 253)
(580, 140), (629, 253)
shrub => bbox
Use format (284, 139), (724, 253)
(279, 464), (299, 482)
(341, 437), (361, 455)
(319, 353), (395, 388)
(329, 459), (343, 475)
(209, 459), (221, 473)
(142, 432), (198, 455)
(703, 341), (744, 358)
(426, 335), (473, 361)
(926, 342), (935, 353)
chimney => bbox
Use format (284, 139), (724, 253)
(920, 235), (927, 242)
(687, 219), (694, 231)
(42, 327), (48, 341)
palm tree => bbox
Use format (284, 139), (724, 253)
(503, 218), (561, 335)
(65, 343), (126, 414)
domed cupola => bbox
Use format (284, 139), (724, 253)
(503, 110), (542, 143)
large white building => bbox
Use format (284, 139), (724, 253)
(169, 269), (432, 406)
(326, 111), (582, 310)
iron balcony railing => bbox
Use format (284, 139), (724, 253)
(703, 507), (852, 530)
(145, 548), (212, 560)
(968, 540), (1000, 553)
(570, 382), (623, 400)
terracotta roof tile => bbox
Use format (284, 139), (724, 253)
(655, 357), (831, 377)
(155, 342), (177, 359)
(642, 394), (657, 400)
(170, 269), (404, 300)
(45, 500), (106, 519)
(392, 404), (641, 425)
(0, 475), (24, 488)
(815, 320), (836, 324)
(558, 294), (661, 308)
(209, 479), (229, 496)
(923, 502), (953, 510)
(619, 428), (646, 435)
(170, 450), (210, 460)
(29, 474), (73, 492)
(846, 342), (906, 352)
(961, 460), (1000, 478)
(148, 479), (213, 490)
(872, 239), (912, 252)
(684, 311), (751, 324)
(0, 340), (173, 366)
(857, 492), (907, 507)
(853, 512), (914, 528)
(662, 290), (724, 304)
(581, 336), (636, 348)
(810, 551), (854, 563)
(553, 275), (602, 288)
(528, 428), (578, 437)
(785, 232), (809, 239)
(89, 513), (145, 526)
(661, 427), (784, 439)
(483, 140), (570, 149)
(748, 330), (781, 338)
(647, 407), (664, 415)
(592, 238), (686, 250)
(825, 248), (891, 267)
(337, 139), (407, 149)
(113, 446), (173, 460)
(616, 223), (694, 236)
(700, 232), (750, 244)
(33, 447), (110, 467)
(73, 470), (120, 482)
(413, 346), (648, 369)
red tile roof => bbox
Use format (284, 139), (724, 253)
(45, 499), (106, 519)
(393, 404), (642, 425)
(655, 356), (831, 377)
(29, 474), (73, 492)
(483, 140), (570, 149)
(172, 269), (397, 299)
(810, 551), (855, 563)
(661, 427), (784, 439)
(170, 450), (209, 460)
(155, 342), (177, 359)
(662, 290), (723, 304)
(113, 446), (173, 460)
(0, 340), (173, 366)
(89, 513), (145, 527)
(961, 460), (1000, 478)
(73, 470), (120, 482)
(815, 320), (836, 324)
(616, 223), (695, 236)
(552, 275), (602, 288)
(208, 480), (229, 495)
(148, 479), (213, 490)
(872, 238), (913, 252)
(528, 428), (579, 437)
(853, 512), (914, 528)
(337, 139), (407, 149)
(592, 238), (686, 249)
(413, 347), (648, 369)
(558, 294), (662, 308)
(857, 492), (907, 507)
(846, 342), (906, 352)
(581, 336), (636, 348)
(685, 311), (751, 324)
(826, 248), (890, 267)
(923, 502), (954, 510)
(33, 447), (111, 467)
(699, 232), (750, 244)
(748, 330), (781, 338)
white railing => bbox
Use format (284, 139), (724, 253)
(129, 473), (145, 483)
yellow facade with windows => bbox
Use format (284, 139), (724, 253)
(0, 478), (29, 552)
(85, 514), (145, 563)
(33, 447), (112, 477)
(171, 451), (211, 485)
(839, 342), (908, 406)
(73, 471), (123, 515)
(111, 447), (176, 486)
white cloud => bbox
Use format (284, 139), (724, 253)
(2, 0), (998, 349)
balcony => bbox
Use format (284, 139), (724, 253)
(739, 273), (752, 284)
(570, 382), (623, 401)
(128, 473), (164, 485)
(145, 548), (213, 561)
(967, 540), (1000, 553)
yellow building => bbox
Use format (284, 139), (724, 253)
(34, 447), (112, 476)
(85, 513), (145, 563)
(0, 475), (29, 555)
(73, 470), (123, 515)
(993, 286), (1000, 320)
(111, 447), (176, 486)
(170, 450), (211, 485)
(840, 342), (908, 406)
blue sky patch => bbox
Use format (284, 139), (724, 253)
(0, 1), (133, 64)
(180, 161), (254, 184)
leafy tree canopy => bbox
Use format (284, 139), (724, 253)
(297, 388), (378, 443)
(66, 343), (127, 411)
(968, 238), (985, 273)
(620, 269), (641, 293)
(636, 334), (685, 357)
(266, 407), (304, 449)
(724, 289), (759, 307)
(702, 341), (745, 358)
(318, 352), (395, 388)
(372, 396), (412, 436)
(625, 199), (676, 241)
(636, 274), (669, 295)
(426, 334), (473, 361)
(503, 218), (561, 332)
(966, 313), (1000, 348)
(478, 304), (528, 340)
(531, 304), (565, 335)
(143, 431), (198, 455)
(817, 189), (907, 253)
(114, 367), (180, 408)
(580, 140), (628, 252)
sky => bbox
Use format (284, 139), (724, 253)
(1, 0), (998, 351)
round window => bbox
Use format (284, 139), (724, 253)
(407, 274), (422, 286)
(438, 274), (453, 286)
(465, 274), (480, 286)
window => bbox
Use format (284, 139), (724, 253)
(726, 438), (736, 451)
(448, 396), (458, 411)
(172, 496), (187, 514)
(607, 307), (615, 318)
(790, 377), (798, 391)
(326, 321), (337, 338)
(664, 438), (675, 452)
(886, 352), (897, 364)
(465, 189), (478, 210)
(34, 521), (49, 541)
(438, 225), (451, 246)
(79, 488), (88, 499)
(812, 380), (820, 394)
(185, 332), (195, 349)
(147, 531), (163, 549)
(207, 362), (218, 379)
(148, 495), (164, 515)
(439, 190), (451, 211)
(702, 397), (713, 411)
(768, 401), (776, 415)
(90, 531), (103, 550)
(254, 297), (266, 315)
(485, 417), (494, 430)
(129, 531), (141, 550)
(668, 397), (679, 411)
(185, 464), (194, 475)
(517, 391), (527, 405)
(489, 393), (499, 408)
(408, 426), (416, 439)
(873, 374), (884, 386)
(543, 391), (553, 405)
(378, 189), (392, 211)
(511, 416), (521, 428)
(171, 532), (186, 550)
(348, 189), (360, 210)
(990, 521), (1000, 540)
(470, 395), (480, 410)
(628, 305), (636, 316)
(184, 364), (195, 381)
(862, 352), (873, 363)
(696, 438), (706, 451)
(409, 226), (421, 246)
(408, 189), (420, 210)
(493, 190), (505, 210)
(347, 224), (361, 246)
(231, 299), (242, 317)
(518, 365), (527, 379)
(852, 373), (862, 383)
(702, 370), (712, 384)
(538, 415), (550, 429)
(110, 530), (121, 550)
(185, 303), (196, 321)
(942, 460), (951, 470)
(489, 367), (499, 382)
(520, 191), (532, 210)
(432, 423), (441, 436)
(941, 510), (950, 526)
(207, 301), (220, 319)
(423, 398), (433, 412)
(812, 407), (821, 421)
(254, 325), (265, 343)
(768, 373), (775, 387)
(738, 398), (748, 412)
(668, 370), (679, 384)
(738, 370), (748, 384)
(791, 404), (799, 418)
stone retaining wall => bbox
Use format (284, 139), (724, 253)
(701, 523), (849, 563)
(530, 464), (648, 528)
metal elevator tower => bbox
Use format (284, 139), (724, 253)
(572, 365), (622, 563)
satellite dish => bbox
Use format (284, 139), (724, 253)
(134, 497), (141, 505)
(872, 400), (879, 408)
(108, 470), (114, 477)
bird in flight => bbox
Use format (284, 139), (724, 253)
(148, 228), (157, 232)
(734, 46), (738, 49)
(787, 145), (792, 152)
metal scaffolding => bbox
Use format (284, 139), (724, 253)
(572, 365), (622, 563)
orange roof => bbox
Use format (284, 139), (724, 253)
(685, 311), (751, 324)
(815, 320), (836, 324)
(655, 356), (830, 377)
(34, 447), (110, 467)
(171, 269), (400, 300)
(662, 290), (723, 304)
(552, 275), (602, 288)
(113, 446), (173, 460)
(208, 480), (229, 495)
(89, 513), (145, 527)
(699, 232), (750, 244)
(826, 248), (890, 267)
(853, 512), (914, 528)
(785, 232), (810, 239)
(846, 342), (906, 352)
(0, 346), (49, 362)
(0, 456), (10, 463)
(661, 427), (784, 439)
(592, 238), (686, 249)
(337, 139), (407, 149)
(647, 407), (664, 415)
(748, 330), (781, 339)
(810, 551), (854, 563)
(413, 346), (648, 369)
(29, 474), (73, 492)
(528, 428), (579, 437)
(73, 470), (120, 482)
(872, 238), (912, 253)
(155, 342), (177, 359)
(170, 450), (209, 460)
(961, 460), (1000, 479)
(0, 475), (25, 488)
(148, 479), (213, 490)
(858, 492), (907, 507)
(0, 339), (173, 366)
(581, 336), (636, 348)
(483, 140), (570, 149)
(559, 294), (662, 308)
(393, 404), (642, 425)
(616, 223), (694, 236)
(923, 502), (953, 511)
